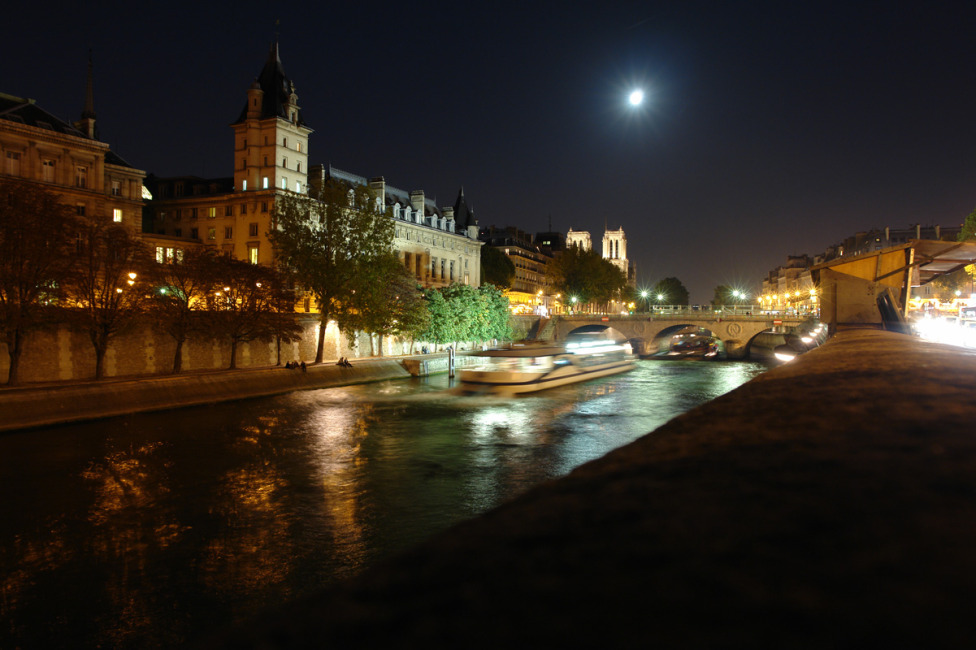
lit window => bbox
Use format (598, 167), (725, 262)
(166, 248), (175, 262)
(113, 209), (123, 223)
(281, 178), (287, 189)
(248, 245), (259, 264)
(297, 142), (302, 152)
(242, 179), (247, 191)
(263, 177), (268, 189)
(207, 228), (216, 240)
(295, 181), (301, 193)
(208, 207), (216, 218)
(155, 247), (164, 263)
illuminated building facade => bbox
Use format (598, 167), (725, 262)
(0, 87), (145, 233)
(149, 43), (481, 289)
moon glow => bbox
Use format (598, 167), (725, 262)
(628, 89), (644, 106)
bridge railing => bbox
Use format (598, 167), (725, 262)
(561, 305), (816, 320)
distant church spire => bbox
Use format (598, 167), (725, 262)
(76, 49), (98, 139)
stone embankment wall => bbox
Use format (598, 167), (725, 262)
(216, 329), (976, 648)
(0, 317), (471, 384)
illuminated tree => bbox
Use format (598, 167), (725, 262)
(148, 247), (217, 373)
(344, 252), (426, 356)
(69, 221), (152, 379)
(0, 179), (80, 384)
(270, 179), (394, 363)
(203, 255), (298, 370)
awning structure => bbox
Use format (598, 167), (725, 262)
(810, 239), (976, 331)
(811, 239), (976, 288)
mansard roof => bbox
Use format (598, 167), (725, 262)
(234, 43), (306, 126)
(0, 93), (87, 137)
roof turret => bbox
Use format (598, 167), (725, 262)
(234, 42), (305, 126)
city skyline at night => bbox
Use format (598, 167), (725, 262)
(3, 1), (975, 301)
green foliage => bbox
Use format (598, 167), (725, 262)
(929, 268), (971, 299)
(270, 179), (394, 362)
(480, 245), (516, 289)
(711, 285), (731, 306)
(344, 252), (427, 355)
(421, 283), (511, 348)
(547, 245), (627, 306)
(651, 277), (690, 306)
(958, 207), (976, 242)
(0, 179), (80, 384)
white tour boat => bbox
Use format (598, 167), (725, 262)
(458, 326), (637, 395)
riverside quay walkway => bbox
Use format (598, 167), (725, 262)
(215, 329), (976, 648)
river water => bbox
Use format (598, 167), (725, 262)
(0, 359), (767, 648)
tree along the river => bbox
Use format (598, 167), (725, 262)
(270, 179), (394, 363)
(0, 179), (81, 384)
(204, 255), (298, 370)
(480, 245), (516, 289)
(474, 284), (512, 345)
(69, 221), (152, 379)
(546, 244), (627, 309)
(343, 252), (426, 356)
(149, 246), (219, 373)
(421, 283), (511, 349)
(651, 277), (690, 307)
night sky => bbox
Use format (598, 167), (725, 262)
(4, 1), (976, 302)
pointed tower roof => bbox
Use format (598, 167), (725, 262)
(453, 186), (474, 229)
(234, 42), (306, 125)
(81, 50), (96, 120)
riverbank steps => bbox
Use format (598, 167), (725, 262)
(209, 329), (976, 648)
(0, 358), (414, 432)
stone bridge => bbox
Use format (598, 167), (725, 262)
(550, 314), (804, 357)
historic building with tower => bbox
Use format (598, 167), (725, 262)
(148, 43), (481, 291)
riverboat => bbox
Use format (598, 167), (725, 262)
(665, 332), (720, 359)
(458, 326), (636, 395)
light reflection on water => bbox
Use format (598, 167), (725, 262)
(0, 359), (766, 648)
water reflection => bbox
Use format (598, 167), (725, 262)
(0, 359), (766, 648)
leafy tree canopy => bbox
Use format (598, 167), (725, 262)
(651, 277), (690, 306)
(547, 245), (627, 306)
(481, 245), (516, 289)
(270, 179), (394, 362)
(0, 179), (81, 384)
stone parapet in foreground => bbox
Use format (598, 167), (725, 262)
(217, 330), (976, 648)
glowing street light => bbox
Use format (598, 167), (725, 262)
(628, 89), (644, 107)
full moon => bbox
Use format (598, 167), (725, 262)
(628, 89), (644, 106)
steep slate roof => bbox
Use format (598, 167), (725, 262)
(0, 92), (136, 168)
(453, 186), (475, 229)
(233, 43), (306, 126)
(0, 93), (87, 137)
